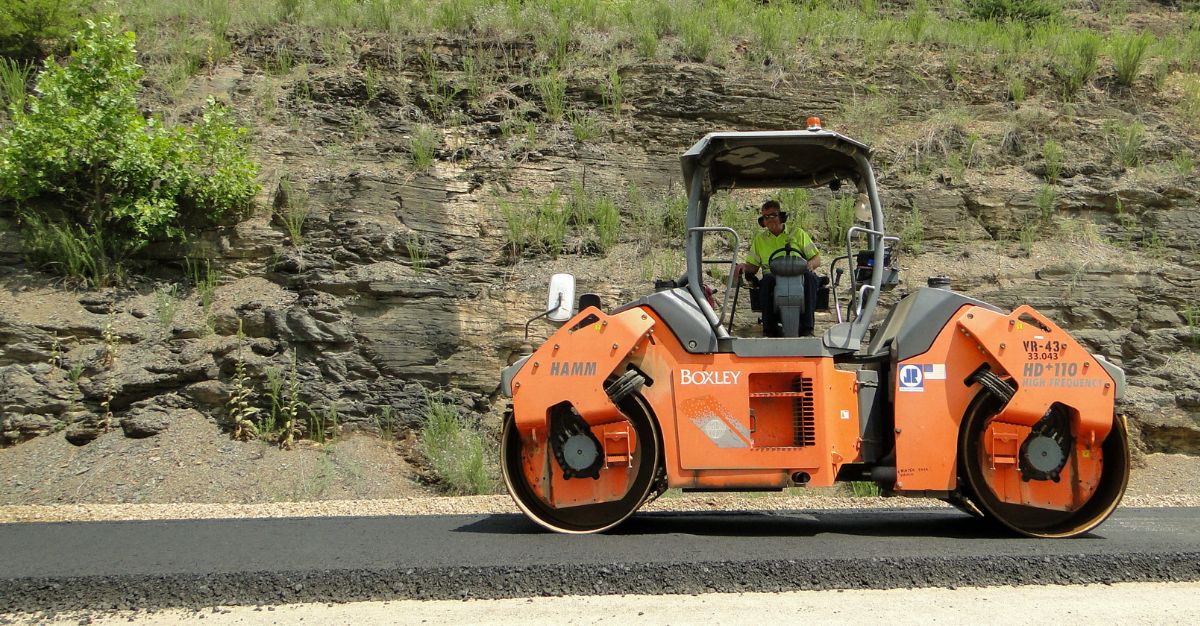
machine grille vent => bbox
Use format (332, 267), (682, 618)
(792, 376), (816, 447)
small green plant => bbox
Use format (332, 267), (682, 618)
(308, 402), (338, 444)
(374, 405), (397, 442)
(418, 45), (453, 119)
(1111, 31), (1152, 88)
(499, 189), (572, 258)
(823, 196), (857, 249)
(227, 320), (260, 440)
(1144, 229), (1167, 260)
(410, 123), (439, 170)
(968, 0), (1060, 24)
(363, 64), (380, 102)
(535, 70), (566, 122)
(47, 332), (62, 368)
(1008, 74), (1026, 104)
(1019, 220), (1038, 256)
(0, 58), (32, 115)
(67, 362), (84, 383)
(1180, 76), (1200, 128)
(1036, 184), (1057, 222)
(186, 258), (220, 326)
(227, 357), (258, 440)
(1113, 197), (1137, 247)
(1173, 151), (1196, 179)
(633, 21), (658, 59)
(900, 205), (925, 254)
(1054, 31), (1101, 100)
(1107, 120), (1143, 168)
(1042, 139), (1063, 182)
(589, 197), (620, 253)
(1182, 304), (1200, 345)
(99, 319), (118, 431)
(603, 64), (623, 118)
(267, 44), (294, 75)
(639, 248), (684, 283)
(406, 232), (427, 272)
(679, 9), (714, 62)
(275, 178), (309, 247)
(419, 393), (495, 495)
(0, 0), (88, 60)
(849, 481), (882, 497)
(265, 353), (303, 449)
(568, 109), (601, 142)
(154, 284), (180, 331)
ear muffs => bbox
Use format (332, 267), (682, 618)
(757, 212), (789, 227)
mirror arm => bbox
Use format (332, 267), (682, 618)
(525, 293), (564, 342)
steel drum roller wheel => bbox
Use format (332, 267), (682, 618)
(958, 392), (1130, 538)
(502, 393), (661, 534)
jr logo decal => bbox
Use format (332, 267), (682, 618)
(898, 364), (924, 392)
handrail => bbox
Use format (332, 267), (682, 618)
(842, 228), (899, 323)
(687, 226), (741, 325)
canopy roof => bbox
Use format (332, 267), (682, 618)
(680, 130), (871, 192)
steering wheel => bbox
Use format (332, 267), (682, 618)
(768, 243), (804, 264)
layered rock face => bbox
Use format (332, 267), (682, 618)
(1, 30), (1197, 457)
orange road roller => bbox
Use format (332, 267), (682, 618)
(499, 126), (1129, 538)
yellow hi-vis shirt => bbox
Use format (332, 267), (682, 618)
(746, 224), (819, 273)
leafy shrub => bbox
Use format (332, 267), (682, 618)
(0, 19), (259, 285)
(0, 0), (89, 61)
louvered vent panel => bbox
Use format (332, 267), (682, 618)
(792, 376), (816, 447)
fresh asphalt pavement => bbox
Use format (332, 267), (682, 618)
(2, 507), (1199, 612)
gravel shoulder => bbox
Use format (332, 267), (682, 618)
(1, 440), (1197, 523)
(2, 409), (1198, 523)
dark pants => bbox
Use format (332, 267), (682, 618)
(759, 271), (818, 337)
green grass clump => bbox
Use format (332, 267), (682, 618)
(410, 123), (439, 170)
(1053, 30), (1101, 100)
(154, 284), (180, 331)
(1042, 138), (1063, 182)
(1110, 31), (1152, 88)
(275, 177), (309, 247)
(568, 109), (601, 142)
(18, 213), (121, 287)
(499, 189), (569, 258)
(967, 0), (1060, 24)
(535, 70), (566, 122)
(0, 58), (32, 114)
(849, 481), (882, 497)
(1106, 120), (1143, 168)
(419, 395), (496, 495)
(900, 205), (924, 254)
(823, 196), (857, 250)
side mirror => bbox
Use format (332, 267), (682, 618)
(546, 273), (575, 322)
(855, 193), (871, 223)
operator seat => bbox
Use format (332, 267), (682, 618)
(767, 253), (812, 337)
